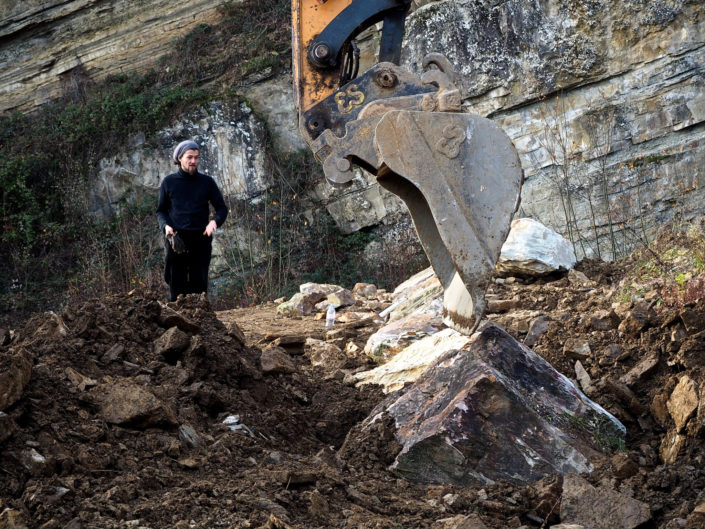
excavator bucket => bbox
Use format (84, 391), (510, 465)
(290, 0), (522, 335)
(373, 110), (523, 334)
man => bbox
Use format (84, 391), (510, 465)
(156, 140), (228, 302)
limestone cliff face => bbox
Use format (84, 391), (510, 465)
(401, 0), (705, 258)
(2, 0), (703, 262)
(0, 0), (223, 112)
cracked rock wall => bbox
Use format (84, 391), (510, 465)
(401, 0), (705, 258)
(0, 0), (224, 113)
(1, 0), (703, 260)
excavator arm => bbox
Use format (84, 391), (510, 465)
(292, 0), (523, 335)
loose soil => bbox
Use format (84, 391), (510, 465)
(2, 222), (705, 529)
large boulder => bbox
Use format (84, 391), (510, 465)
(496, 218), (577, 277)
(356, 324), (625, 486)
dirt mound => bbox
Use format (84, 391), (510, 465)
(2, 222), (705, 528)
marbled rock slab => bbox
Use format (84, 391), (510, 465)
(496, 218), (577, 277)
(560, 473), (651, 529)
(364, 325), (624, 486)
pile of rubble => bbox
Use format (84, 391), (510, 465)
(2, 218), (705, 528)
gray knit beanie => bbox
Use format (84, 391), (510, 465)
(172, 140), (200, 165)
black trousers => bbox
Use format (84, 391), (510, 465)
(164, 230), (213, 302)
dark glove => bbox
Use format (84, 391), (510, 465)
(166, 232), (187, 254)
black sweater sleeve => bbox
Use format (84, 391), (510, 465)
(209, 178), (228, 228)
(156, 179), (173, 233)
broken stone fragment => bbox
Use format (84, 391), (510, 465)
(589, 309), (620, 331)
(686, 502), (705, 527)
(563, 339), (591, 361)
(65, 367), (97, 391)
(304, 339), (347, 370)
(19, 448), (49, 477)
(325, 288), (355, 308)
(567, 269), (597, 288)
(660, 429), (686, 464)
(618, 302), (653, 337)
(385, 267), (443, 321)
(611, 452), (639, 479)
(667, 375), (699, 432)
(153, 326), (191, 360)
(673, 332), (705, 369)
(0, 327), (11, 346)
(680, 307), (705, 334)
(224, 320), (246, 344)
(260, 346), (297, 374)
(299, 282), (341, 297)
(277, 292), (325, 317)
(523, 315), (551, 348)
(0, 508), (29, 529)
(178, 424), (200, 448)
(619, 350), (659, 387)
(353, 282), (378, 299)
(100, 343), (125, 364)
(559, 473), (651, 529)
(355, 328), (473, 393)
(0, 347), (32, 412)
(33, 311), (70, 342)
(89, 378), (177, 428)
(156, 306), (200, 333)
(436, 514), (488, 529)
(692, 384), (705, 437)
(307, 490), (331, 519)
(336, 311), (361, 323)
(574, 361), (592, 392)
(361, 325), (624, 486)
(486, 297), (520, 313)
(650, 392), (670, 428)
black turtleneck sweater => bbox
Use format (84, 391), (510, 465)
(156, 168), (228, 232)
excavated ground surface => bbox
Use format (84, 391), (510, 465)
(2, 222), (705, 528)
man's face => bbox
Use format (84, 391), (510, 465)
(179, 149), (200, 174)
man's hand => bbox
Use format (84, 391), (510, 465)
(204, 220), (218, 237)
(165, 225), (175, 236)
